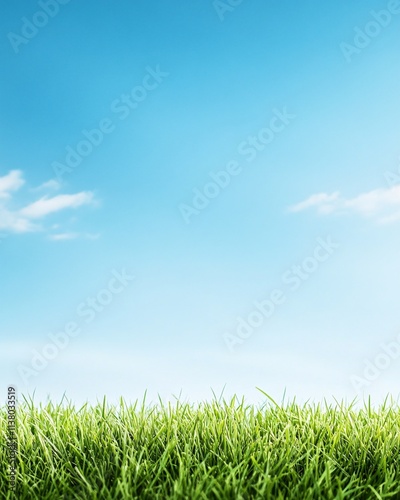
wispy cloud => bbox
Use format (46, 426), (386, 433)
(49, 232), (79, 241)
(288, 185), (400, 224)
(0, 170), (25, 198)
(48, 232), (100, 241)
(33, 179), (61, 192)
(0, 209), (38, 233)
(288, 192), (340, 214)
(20, 192), (94, 219)
(0, 170), (97, 235)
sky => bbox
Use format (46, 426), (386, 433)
(1, 0), (400, 407)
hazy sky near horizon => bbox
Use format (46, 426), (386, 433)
(1, 0), (400, 406)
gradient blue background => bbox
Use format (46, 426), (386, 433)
(1, 0), (400, 405)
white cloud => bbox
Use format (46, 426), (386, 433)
(344, 186), (400, 215)
(49, 232), (79, 241)
(33, 179), (61, 192)
(0, 209), (38, 233)
(0, 170), (96, 235)
(379, 212), (400, 225)
(288, 185), (400, 224)
(20, 192), (94, 219)
(0, 170), (25, 198)
(49, 232), (101, 242)
(288, 192), (340, 213)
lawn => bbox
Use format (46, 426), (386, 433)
(1, 393), (400, 499)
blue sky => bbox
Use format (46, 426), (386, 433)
(1, 0), (400, 406)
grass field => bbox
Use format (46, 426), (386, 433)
(1, 393), (400, 499)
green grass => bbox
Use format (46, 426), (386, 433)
(1, 394), (400, 499)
